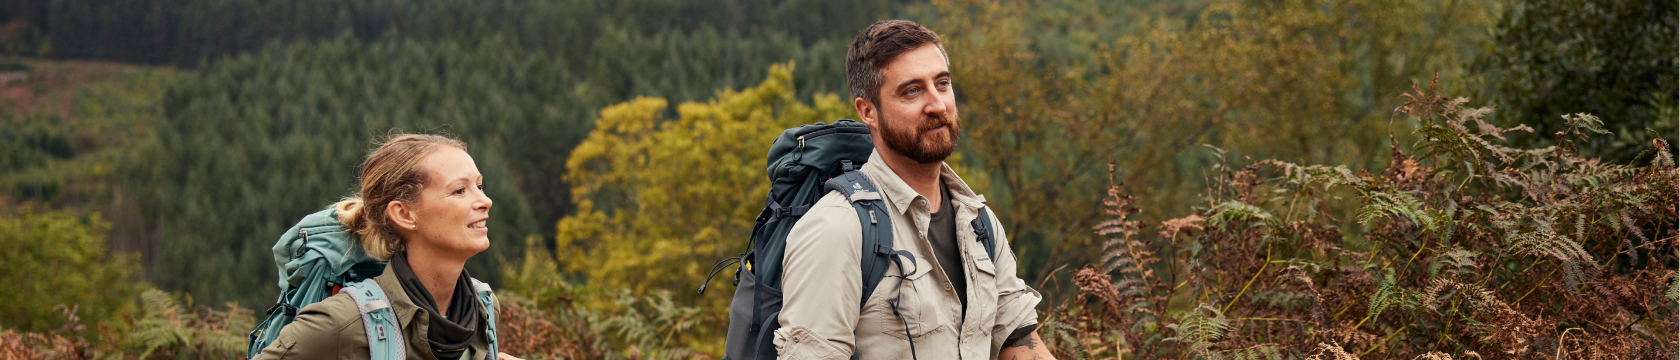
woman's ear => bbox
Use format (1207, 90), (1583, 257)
(387, 200), (418, 232)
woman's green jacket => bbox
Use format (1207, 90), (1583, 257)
(252, 262), (497, 360)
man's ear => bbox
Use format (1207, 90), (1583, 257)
(854, 97), (877, 128)
(387, 200), (418, 232)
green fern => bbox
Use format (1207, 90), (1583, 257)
(123, 289), (250, 358)
(1365, 269), (1411, 323)
(1355, 191), (1436, 231)
(1209, 201), (1276, 229)
(1510, 229), (1597, 291)
(1167, 304), (1232, 354)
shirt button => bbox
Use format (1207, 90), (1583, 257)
(944, 282), (952, 290)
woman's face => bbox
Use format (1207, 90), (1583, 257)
(406, 147), (493, 258)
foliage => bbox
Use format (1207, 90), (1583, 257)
(1, 0), (895, 104)
(934, 0), (1496, 283)
(3, 0), (910, 309)
(499, 239), (711, 360)
(0, 206), (142, 341)
(0, 329), (94, 360)
(0, 60), (177, 214)
(1042, 83), (1677, 358)
(123, 34), (602, 307)
(1472, 0), (1678, 161)
(121, 289), (253, 359)
(553, 63), (851, 354)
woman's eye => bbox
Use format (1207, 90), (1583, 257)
(477, 184), (485, 191)
(453, 187), (466, 195)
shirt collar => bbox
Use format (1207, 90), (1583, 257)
(862, 151), (987, 215)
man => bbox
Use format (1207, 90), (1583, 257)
(774, 20), (1056, 360)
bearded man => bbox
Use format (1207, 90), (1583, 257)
(773, 20), (1056, 360)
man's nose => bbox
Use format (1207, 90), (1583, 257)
(924, 91), (949, 115)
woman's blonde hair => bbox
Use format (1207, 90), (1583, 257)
(332, 133), (468, 260)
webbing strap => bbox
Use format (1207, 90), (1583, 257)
(343, 280), (406, 360)
(470, 278), (499, 358)
(765, 194), (811, 223)
(357, 299), (390, 314)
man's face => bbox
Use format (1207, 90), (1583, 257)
(863, 44), (959, 165)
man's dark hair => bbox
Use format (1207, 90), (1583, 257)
(846, 20), (946, 107)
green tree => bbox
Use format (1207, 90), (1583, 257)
(0, 206), (142, 341)
(554, 63), (851, 355)
(1472, 0), (1678, 161)
(128, 35), (568, 307)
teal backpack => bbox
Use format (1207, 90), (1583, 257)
(700, 120), (997, 360)
(247, 208), (500, 359)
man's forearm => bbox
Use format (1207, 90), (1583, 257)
(997, 332), (1055, 360)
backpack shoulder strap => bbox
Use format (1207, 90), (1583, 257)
(342, 279), (407, 360)
(470, 278), (498, 358)
(822, 160), (915, 308)
(972, 206), (998, 261)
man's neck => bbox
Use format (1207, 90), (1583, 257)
(877, 146), (945, 213)
(405, 245), (467, 316)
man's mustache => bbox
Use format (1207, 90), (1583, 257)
(917, 113), (958, 133)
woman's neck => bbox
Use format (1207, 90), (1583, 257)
(404, 245), (468, 316)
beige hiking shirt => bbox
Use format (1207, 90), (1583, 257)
(774, 152), (1043, 360)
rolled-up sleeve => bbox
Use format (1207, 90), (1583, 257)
(774, 193), (864, 360)
(986, 211), (1043, 356)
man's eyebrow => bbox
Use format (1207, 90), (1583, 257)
(892, 78), (921, 94)
(891, 72), (952, 94)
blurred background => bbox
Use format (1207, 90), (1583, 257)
(0, 0), (1673, 358)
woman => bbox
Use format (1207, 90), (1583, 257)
(255, 134), (522, 360)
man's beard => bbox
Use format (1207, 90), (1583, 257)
(880, 111), (960, 164)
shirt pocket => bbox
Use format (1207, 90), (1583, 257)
(867, 253), (944, 341)
(966, 255), (1000, 335)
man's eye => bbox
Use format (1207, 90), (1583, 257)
(937, 80), (951, 90)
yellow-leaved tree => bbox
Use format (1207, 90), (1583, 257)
(554, 63), (851, 354)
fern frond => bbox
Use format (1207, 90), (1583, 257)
(1305, 342), (1361, 360)
(1209, 201), (1275, 228)
(1166, 304), (1232, 354)
(1510, 230), (1597, 290)
(1356, 191), (1435, 230)
(1366, 270), (1402, 321)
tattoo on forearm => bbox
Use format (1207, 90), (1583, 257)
(994, 336), (1048, 360)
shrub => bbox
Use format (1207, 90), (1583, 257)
(1046, 80), (1678, 359)
(0, 206), (141, 342)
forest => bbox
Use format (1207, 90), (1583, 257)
(0, 0), (1675, 358)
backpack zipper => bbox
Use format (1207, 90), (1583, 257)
(798, 126), (869, 139)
